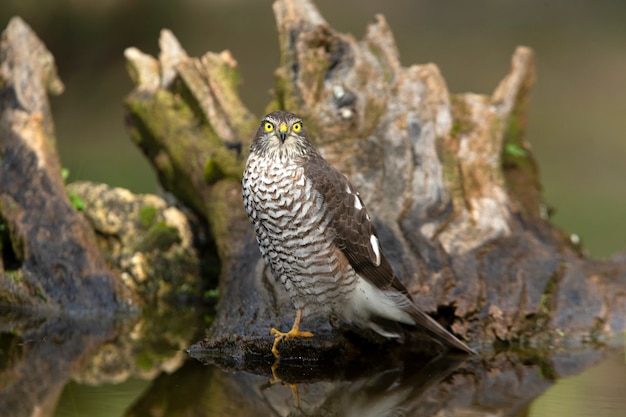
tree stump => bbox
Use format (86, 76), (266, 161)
(120, 0), (626, 359)
(1, 0), (625, 360)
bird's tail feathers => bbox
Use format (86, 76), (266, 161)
(406, 304), (475, 354)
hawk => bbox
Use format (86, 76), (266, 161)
(242, 111), (474, 356)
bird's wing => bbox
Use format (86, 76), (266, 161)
(302, 153), (475, 354)
(302, 154), (408, 294)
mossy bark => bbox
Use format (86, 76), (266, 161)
(124, 34), (256, 268)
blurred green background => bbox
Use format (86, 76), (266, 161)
(2, 0), (625, 259)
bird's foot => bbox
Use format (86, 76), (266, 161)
(270, 327), (314, 358)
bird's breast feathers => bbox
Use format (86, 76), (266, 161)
(244, 148), (398, 292)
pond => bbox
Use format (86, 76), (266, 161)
(1, 308), (624, 417)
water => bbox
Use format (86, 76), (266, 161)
(530, 349), (626, 417)
(1, 310), (623, 417)
(51, 348), (626, 417)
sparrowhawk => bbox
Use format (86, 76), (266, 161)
(242, 111), (474, 356)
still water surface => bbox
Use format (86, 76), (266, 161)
(52, 348), (626, 417)
(57, 346), (626, 415)
(1, 311), (624, 417)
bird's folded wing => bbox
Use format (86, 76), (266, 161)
(302, 153), (408, 295)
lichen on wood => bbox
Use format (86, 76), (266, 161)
(66, 181), (203, 303)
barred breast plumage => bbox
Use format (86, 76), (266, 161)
(242, 152), (356, 317)
(242, 111), (474, 357)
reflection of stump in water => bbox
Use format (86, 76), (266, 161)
(0, 312), (120, 417)
(0, 306), (205, 417)
(136, 345), (612, 417)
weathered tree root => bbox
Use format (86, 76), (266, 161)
(0, 17), (134, 312)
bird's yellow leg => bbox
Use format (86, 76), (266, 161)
(270, 308), (313, 357)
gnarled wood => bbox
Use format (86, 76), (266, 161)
(0, 17), (134, 312)
(120, 0), (626, 359)
(1, 0), (625, 358)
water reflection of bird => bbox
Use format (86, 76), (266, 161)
(242, 111), (474, 357)
(280, 355), (464, 417)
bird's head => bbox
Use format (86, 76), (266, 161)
(251, 111), (314, 159)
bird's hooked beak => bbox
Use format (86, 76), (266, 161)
(278, 122), (288, 143)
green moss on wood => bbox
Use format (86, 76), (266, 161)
(439, 95), (473, 214)
(138, 221), (182, 252)
(449, 96), (474, 139)
(125, 88), (243, 215)
(500, 110), (543, 218)
(501, 113), (528, 162)
(0, 270), (48, 308)
(203, 158), (224, 184)
(138, 205), (158, 229)
(273, 66), (300, 114)
(68, 192), (85, 211)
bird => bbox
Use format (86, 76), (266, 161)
(242, 110), (474, 357)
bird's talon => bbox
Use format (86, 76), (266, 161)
(270, 328), (313, 339)
(269, 360), (281, 384)
(269, 328), (282, 337)
(269, 311), (314, 358)
(270, 328), (314, 357)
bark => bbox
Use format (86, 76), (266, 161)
(0, 17), (134, 312)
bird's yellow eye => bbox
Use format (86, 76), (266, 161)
(264, 122), (274, 132)
(292, 122), (302, 133)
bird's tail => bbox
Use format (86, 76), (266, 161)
(406, 304), (475, 354)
